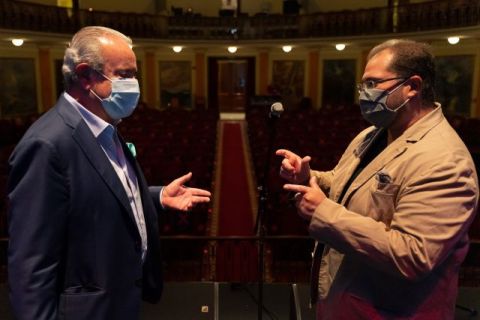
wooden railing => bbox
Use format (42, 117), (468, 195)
(0, 0), (479, 39)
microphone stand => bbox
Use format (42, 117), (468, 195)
(254, 103), (283, 320)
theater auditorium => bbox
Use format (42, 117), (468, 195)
(0, 0), (479, 319)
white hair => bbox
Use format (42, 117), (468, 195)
(62, 26), (132, 89)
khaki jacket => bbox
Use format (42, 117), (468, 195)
(310, 106), (478, 319)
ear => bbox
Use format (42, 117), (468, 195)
(407, 75), (422, 98)
(75, 63), (94, 90)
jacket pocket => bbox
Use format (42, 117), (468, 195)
(369, 181), (400, 226)
(59, 286), (107, 320)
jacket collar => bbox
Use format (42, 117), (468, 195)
(341, 105), (444, 204)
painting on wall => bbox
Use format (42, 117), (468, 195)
(272, 60), (305, 109)
(322, 59), (356, 107)
(435, 55), (474, 116)
(0, 58), (38, 117)
(159, 61), (192, 109)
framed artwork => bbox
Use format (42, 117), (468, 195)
(159, 61), (192, 109)
(272, 60), (305, 109)
(322, 59), (356, 107)
(435, 55), (474, 116)
(0, 58), (38, 116)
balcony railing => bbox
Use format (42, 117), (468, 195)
(0, 0), (479, 40)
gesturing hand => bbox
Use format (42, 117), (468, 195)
(276, 149), (311, 184)
(161, 172), (211, 211)
(283, 176), (326, 221)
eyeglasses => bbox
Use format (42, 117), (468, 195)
(357, 77), (406, 92)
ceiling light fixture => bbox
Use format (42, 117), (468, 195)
(227, 46), (237, 53)
(335, 43), (346, 51)
(173, 46), (183, 53)
(447, 36), (460, 45)
(282, 45), (292, 53)
(12, 39), (24, 46)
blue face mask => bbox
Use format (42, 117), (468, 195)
(359, 80), (410, 128)
(90, 72), (140, 120)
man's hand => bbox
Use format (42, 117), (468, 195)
(161, 172), (211, 211)
(276, 149), (311, 184)
(283, 176), (326, 221)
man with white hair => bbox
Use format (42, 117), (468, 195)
(7, 26), (211, 320)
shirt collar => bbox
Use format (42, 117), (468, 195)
(63, 92), (114, 139)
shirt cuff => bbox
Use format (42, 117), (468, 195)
(159, 187), (166, 209)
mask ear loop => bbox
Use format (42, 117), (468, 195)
(385, 78), (410, 112)
(391, 97), (410, 112)
(90, 69), (113, 102)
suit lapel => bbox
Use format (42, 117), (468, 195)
(56, 97), (140, 235)
(341, 140), (407, 205)
(339, 129), (408, 205)
(339, 106), (444, 205)
(117, 135), (154, 216)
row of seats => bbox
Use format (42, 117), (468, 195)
(2, 105), (479, 237)
(0, 107), (218, 237)
(1, 103), (480, 283)
(246, 103), (369, 236)
(119, 107), (218, 236)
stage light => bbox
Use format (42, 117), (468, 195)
(282, 45), (292, 53)
(12, 39), (24, 46)
(447, 36), (460, 45)
(227, 46), (237, 53)
(335, 43), (346, 51)
(173, 46), (183, 53)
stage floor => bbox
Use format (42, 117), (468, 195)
(1, 283), (478, 319)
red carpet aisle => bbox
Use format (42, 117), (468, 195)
(217, 121), (255, 235)
(212, 121), (258, 281)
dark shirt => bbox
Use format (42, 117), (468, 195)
(337, 130), (388, 204)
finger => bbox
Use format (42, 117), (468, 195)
(301, 156), (311, 165)
(192, 196), (211, 204)
(283, 184), (309, 193)
(172, 172), (193, 186)
(280, 169), (294, 180)
(281, 158), (295, 171)
(276, 149), (298, 161)
(309, 176), (320, 189)
(188, 188), (212, 197)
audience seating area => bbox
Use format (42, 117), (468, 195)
(246, 101), (369, 236)
(1, 103), (480, 283)
(118, 107), (218, 236)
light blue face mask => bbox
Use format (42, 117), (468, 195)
(90, 71), (140, 120)
(359, 79), (410, 128)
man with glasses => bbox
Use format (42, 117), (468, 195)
(277, 39), (478, 319)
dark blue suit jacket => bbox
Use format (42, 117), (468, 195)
(7, 95), (163, 320)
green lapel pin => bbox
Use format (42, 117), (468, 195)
(126, 142), (137, 158)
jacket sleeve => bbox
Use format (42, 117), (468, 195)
(311, 169), (334, 195)
(148, 186), (165, 213)
(7, 138), (69, 320)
